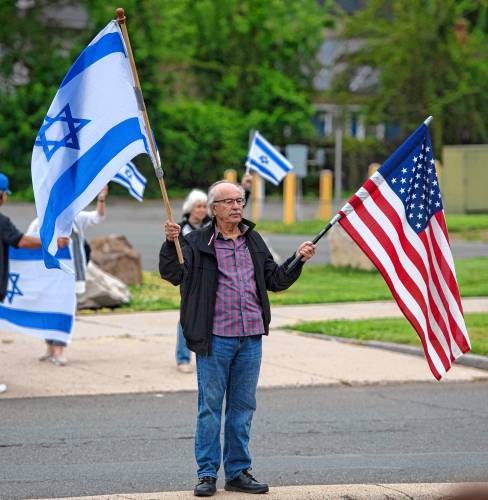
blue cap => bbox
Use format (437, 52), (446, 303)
(0, 174), (12, 195)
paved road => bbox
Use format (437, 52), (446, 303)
(1, 382), (488, 499)
(3, 201), (488, 270)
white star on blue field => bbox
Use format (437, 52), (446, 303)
(35, 103), (90, 161)
(386, 139), (443, 234)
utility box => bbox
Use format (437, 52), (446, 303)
(442, 145), (488, 214)
(285, 144), (308, 177)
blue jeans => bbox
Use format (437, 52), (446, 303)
(195, 334), (262, 481)
(46, 340), (67, 347)
(176, 322), (191, 365)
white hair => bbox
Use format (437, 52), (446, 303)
(182, 189), (208, 216)
(207, 180), (245, 208)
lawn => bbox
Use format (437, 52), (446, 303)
(288, 313), (488, 357)
(255, 214), (488, 241)
(119, 257), (488, 312)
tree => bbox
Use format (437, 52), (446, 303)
(86, 0), (329, 188)
(332, 0), (488, 151)
(185, 0), (326, 141)
(0, 0), (85, 197)
(1, 0), (329, 196)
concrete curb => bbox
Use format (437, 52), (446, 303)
(294, 330), (488, 371)
(31, 483), (488, 500)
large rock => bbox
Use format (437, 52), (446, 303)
(77, 262), (130, 310)
(90, 234), (142, 285)
(328, 224), (375, 271)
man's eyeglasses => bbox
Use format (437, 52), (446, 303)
(213, 197), (247, 207)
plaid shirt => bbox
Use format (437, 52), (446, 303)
(212, 224), (264, 337)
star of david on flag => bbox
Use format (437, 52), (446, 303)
(31, 20), (153, 270)
(0, 247), (75, 344)
(245, 131), (293, 185)
(35, 104), (90, 161)
(6, 273), (23, 304)
(338, 121), (470, 380)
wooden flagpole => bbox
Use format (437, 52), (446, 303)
(116, 8), (184, 264)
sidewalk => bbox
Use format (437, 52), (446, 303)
(33, 482), (488, 500)
(1, 298), (487, 399)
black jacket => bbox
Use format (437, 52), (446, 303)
(178, 214), (212, 236)
(0, 213), (23, 303)
(159, 218), (303, 355)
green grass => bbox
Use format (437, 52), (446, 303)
(255, 219), (327, 235)
(445, 214), (488, 241)
(116, 257), (488, 312)
(124, 272), (181, 312)
(289, 313), (488, 357)
(255, 214), (488, 240)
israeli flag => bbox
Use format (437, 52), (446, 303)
(112, 161), (147, 202)
(0, 247), (75, 343)
(245, 131), (293, 185)
(31, 20), (152, 270)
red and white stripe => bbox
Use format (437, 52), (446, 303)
(338, 171), (470, 380)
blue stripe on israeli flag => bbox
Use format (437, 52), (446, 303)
(246, 158), (280, 185)
(31, 21), (152, 270)
(245, 131), (293, 186)
(60, 32), (126, 88)
(39, 118), (146, 270)
(0, 306), (73, 333)
(112, 160), (147, 202)
(0, 248), (76, 343)
(9, 246), (71, 261)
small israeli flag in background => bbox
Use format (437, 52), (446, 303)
(31, 20), (152, 270)
(245, 131), (293, 185)
(112, 161), (147, 202)
(0, 247), (75, 344)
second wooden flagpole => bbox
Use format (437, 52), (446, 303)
(116, 8), (184, 264)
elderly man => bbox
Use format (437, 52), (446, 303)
(159, 180), (315, 497)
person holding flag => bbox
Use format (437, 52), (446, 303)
(0, 173), (68, 393)
(174, 188), (212, 373)
(160, 180), (315, 496)
(27, 185), (109, 366)
(174, 173), (252, 374)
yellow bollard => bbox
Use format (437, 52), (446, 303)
(368, 162), (380, 178)
(434, 159), (442, 188)
(319, 169), (332, 221)
(251, 174), (261, 222)
(283, 173), (296, 224)
(223, 169), (237, 183)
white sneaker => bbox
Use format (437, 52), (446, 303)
(39, 350), (53, 362)
(177, 363), (193, 374)
(51, 356), (67, 367)
(0, 383), (7, 394)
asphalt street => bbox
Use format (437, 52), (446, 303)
(4, 201), (488, 271)
(1, 382), (488, 499)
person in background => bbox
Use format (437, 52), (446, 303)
(175, 173), (253, 373)
(0, 173), (68, 392)
(28, 186), (108, 366)
(175, 189), (211, 373)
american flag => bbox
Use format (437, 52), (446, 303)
(338, 122), (470, 380)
